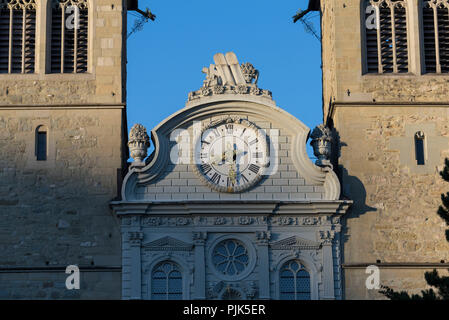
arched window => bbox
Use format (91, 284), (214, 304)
(279, 260), (311, 300)
(414, 131), (426, 165)
(35, 125), (47, 161)
(151, 261), (182, 300)
(0, 0), (37, 74)
(363, 0), (409, 74)
(422, 0), (449, 73)
(50, 0), (88, 73)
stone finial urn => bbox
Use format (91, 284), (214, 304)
(128, 124), (150, 165)
(310, 124), (333, 167)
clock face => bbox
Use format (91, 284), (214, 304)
(195, 118), (269, 193)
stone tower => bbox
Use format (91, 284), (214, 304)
(316, 0), (449, 299)
(0, 0), (127, 299)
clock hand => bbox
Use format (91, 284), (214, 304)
(228, 164), (237, 186)
(210, 151), (226, 165)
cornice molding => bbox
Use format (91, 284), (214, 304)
(111, 200), (352, 216)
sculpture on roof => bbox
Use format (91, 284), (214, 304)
(188, 52), (272, 102)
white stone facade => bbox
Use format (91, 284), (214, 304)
(111, 53), (351, 300)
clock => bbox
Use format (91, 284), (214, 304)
(195, 117), (269, 193)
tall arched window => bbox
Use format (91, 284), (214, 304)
(279, 260), (311, 300)
(363, 0), (409, 74)
(422, 0), (449, 73)
(50, 0), (88, 73)
(0, 0), (37, 74)
(151, 261), (182, 300)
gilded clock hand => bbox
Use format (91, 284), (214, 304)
(228, 164), (237, 187)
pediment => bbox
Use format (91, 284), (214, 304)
(142, 236), (193, 251)
(270, 236), (321, 250)
(117, 52), (342, 203)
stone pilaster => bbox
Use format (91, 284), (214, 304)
(193, 231), (207, 299)
(319, 230), (335, 300)
(256, 231), (271, 299)
(128, 230), (144, 300)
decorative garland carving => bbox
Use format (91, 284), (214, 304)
(138, 215), (335, 227)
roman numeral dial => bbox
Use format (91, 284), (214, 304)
(196, 118), (269, 193)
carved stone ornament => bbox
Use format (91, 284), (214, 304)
(128, 123), (150, 165)
(243, 281), (258, 299)
(127, 231), (144, 246)
(188, 52), (272, 102)
(240, 62), (259, 84)
(256, 231), (271, 242)
(319, 230), (335, 245)
(310, 124), (333, 167)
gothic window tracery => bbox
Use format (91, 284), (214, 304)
(0, 0), (37, 73)
(422, 0), (449, 73)
(364, 0), (409, 74)
(50, 0), (88, 73)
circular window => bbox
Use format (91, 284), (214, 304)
(212, 239), (249, 276)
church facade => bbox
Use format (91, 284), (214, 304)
(1, 0), (449, 300)
(111, 52), (350, 300)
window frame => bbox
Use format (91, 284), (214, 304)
(420, 0), (449, 74)
(279, 260), (312, 300)
(145, 255), (191, 300)
(150, 260), (183, 300)
(0, 0), (38, 74)
(274, 254), (319, 300)
(47, 0), (91, 74)
(414, 131), (427, 165)
(0, 0), (95, 79)
(361, 0), (413, 75)
(35, 125), (48, 161)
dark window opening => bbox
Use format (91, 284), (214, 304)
(415, 131), (425, 166)
(423, 1), (449, 73)
(36, 131), (47, 161)
(364, 0), (409, 74)
(50, 0), (88, 73)
(0, 1), (37, 74)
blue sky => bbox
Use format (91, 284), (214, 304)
(126, 0), (322, 156)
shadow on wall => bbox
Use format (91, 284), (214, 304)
(330, 127), (378, 298)
(330, 127), (377, 231)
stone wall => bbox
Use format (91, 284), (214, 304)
(344, 268), (449, 300)
(0, 108), (125, 299)
(0, 0), (126, 105)
(0, 0), (126, 299)
(320, 0), (449, 299)
(334, 106), (449, 299)
(320, 0), (449, 118)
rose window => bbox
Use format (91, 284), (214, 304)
(212, 239), (249, 276)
